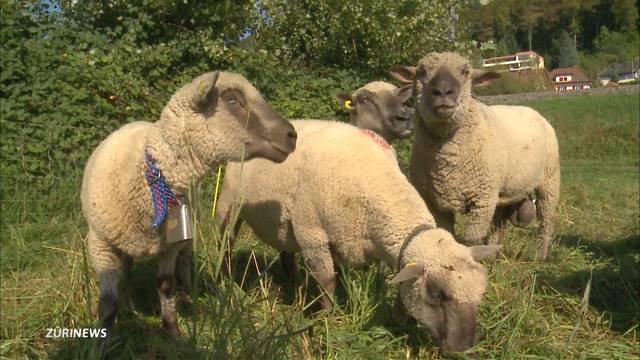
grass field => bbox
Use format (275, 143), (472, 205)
(1, 92), (638, 359)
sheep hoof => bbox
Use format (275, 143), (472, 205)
(163, 320), (181, 339)
(461, 238), (482, 247)
(96, 334), (112, 359)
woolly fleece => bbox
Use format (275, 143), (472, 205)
(82, 72), (275, 260)
(217, 119), (489, 308)
(410, 52), (560, 260)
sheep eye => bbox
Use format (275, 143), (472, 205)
(227, 97), (237, 105)
(425, 282), (452, 304)
(433, 90), (442, 96)
(416, 68), (427, 80)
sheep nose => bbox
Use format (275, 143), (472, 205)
(286, 129), (297, 150)
(287, 129), (297, 140)
(397, 110), (411, 120)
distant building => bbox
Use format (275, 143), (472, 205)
(482, 51), (545, 72)
(598, 58), (640, 86)
(547, 67), (593, 92)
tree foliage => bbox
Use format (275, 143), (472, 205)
(461, 0), (639, 75)
(463, 0), (638, 51)
(579, 27), (640, 79)
(0, 1), (368, 189)
(556, 31), (579, 68)
(60, 0), (256, 45)
(257, 0), (472, 75)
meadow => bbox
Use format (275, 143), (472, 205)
(1, 91), (638, 359)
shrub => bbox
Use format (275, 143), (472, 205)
(0, 2), (366, 194)
(257, 0), (474, 75)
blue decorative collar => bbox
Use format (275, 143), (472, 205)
(144, 149), (178, 229)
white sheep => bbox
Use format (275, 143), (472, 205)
(216, 120), (501, 352)
(390, 52), (560, 260)
(265, 81), (414, 274)
(80, 71), (296, 346)
(336, 81), (414, 143)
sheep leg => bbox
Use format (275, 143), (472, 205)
(535, 168), (560, 261)
(120, 253), (133, 279)
(295, 227), (336, 309)
(280, 251), (300, 284)
(488, 206), (508, 245)
(431, 207), (456, 237)
(463, 199), (497, 245)
(175, 239), (193, 291)
(219, 209), (243, 277)
(304, 252), (336, 309)
(87, 230), (123, 354)
(157, 243), (185, 339)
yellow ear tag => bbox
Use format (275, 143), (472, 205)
(344, 100), (352, 109)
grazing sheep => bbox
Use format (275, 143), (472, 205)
(389, 52), (560, 260)
(81, 71), (296, 345)
(216, 120), (501, 351)
(336, 81), (414, 143)
(231, 80), (414, 279)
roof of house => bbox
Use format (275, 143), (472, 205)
(598, 58), (640, 78)
(547, 67), (592, 83)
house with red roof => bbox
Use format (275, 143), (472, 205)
(547, 67), (593, 92)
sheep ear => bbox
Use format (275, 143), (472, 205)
(396, 84), (413, 103)
(469, 245), (502, 261)
(390, 262), (425, 284)
(471, 70), (500, 86)
(389, 66), (416, 84)
(192, 71), (220, 111)
(336, 93), (355, 109)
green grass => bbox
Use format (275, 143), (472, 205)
(1, 92), (639, 359)
(526, 92), (640, 161)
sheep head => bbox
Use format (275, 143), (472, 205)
(389, 53), (499, 130)
(158, 71), (296, 166)
(391, 228), (501, 352)
(336, 81), (413, 143)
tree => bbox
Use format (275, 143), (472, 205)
(258, 0), (472, 75)
(611, 0), (639, 32)
(556, 30), (579, 67)
(61, 0), (256, 44)
(511, 1), (546, 51)
(496, 32), (518, 55)
(594, 26), (640, 61)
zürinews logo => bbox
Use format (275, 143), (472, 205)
(45, 328), (108, 338)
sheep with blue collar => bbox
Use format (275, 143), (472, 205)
(80, 71), (296, 349)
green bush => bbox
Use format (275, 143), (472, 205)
(0, 2), (368, 193)
(0, 2), (232, 188)
(257, 0), (474, 75)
